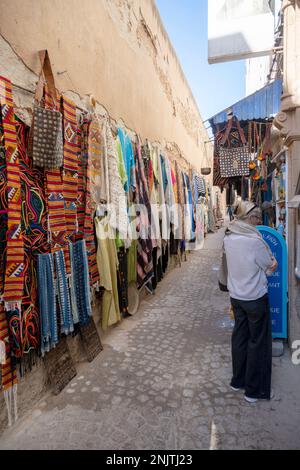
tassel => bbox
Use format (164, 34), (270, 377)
(0, 340), (6, 365)
(3, 388), (13, 427)
(13, 383), (18, 422)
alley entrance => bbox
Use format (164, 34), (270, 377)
(0, 230), (299, 450)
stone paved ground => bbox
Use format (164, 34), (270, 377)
(1, 229), (300, 450)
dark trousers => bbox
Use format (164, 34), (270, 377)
(230, 294), (272, 399)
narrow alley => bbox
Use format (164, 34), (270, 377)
(1, 230), (299, 451)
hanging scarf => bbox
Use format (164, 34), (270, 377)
(135, 139), (154, 290)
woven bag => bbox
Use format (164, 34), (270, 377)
(219, 146), (250, 178)
(29, 50), (63, 169)
(215, 116), (250, 180)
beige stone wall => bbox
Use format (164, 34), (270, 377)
(0, 0), (212, 173)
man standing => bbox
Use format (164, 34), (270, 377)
(222, 201), (278, 403)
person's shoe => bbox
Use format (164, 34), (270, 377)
(244, 389), (274, 403)
(230, 385), (243, 392)
(244, 395), (258, 403)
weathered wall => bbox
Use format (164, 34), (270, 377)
(0, 0), (212, 172)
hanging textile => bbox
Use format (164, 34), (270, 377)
(0, 76), (24, 311)
(219, 146), (250, 178)
(29, 51), (63, 170)
(104, 120), (129, 243)
(135, 139), (154, 290)
(116, 134), (128, 192)
(214, 117), (250, 185)
(79, 116), (100, 289)
(117, 247), (129, 315)
(88, 114), (108, 209)
(16, 119), (44, 360)
(95, 218), (121, 330)
(0, 305), (18, 427)
(175, 161), (184, 243)
(69, 240), (92, 326)
(0, 81), (18, 427)
(37, 57), (70, 273)
(157, 152), (169, 242)
(37, 252), (58, 356)
(61, 96), (79, 239)
(53, 249), (73, 335)
(145, 142), (161, 251)
(117, 127), (136, 194)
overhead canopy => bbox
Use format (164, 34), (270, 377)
(209, 79), (282, 127)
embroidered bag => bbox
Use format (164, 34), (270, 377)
(218, 117), (250, 178)
(29, 51), (63, 169)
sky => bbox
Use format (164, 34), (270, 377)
(155, 0), (246, 123)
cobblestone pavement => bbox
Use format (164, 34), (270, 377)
(1, 229), (300, 450)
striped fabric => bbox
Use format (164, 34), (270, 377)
(0, 76), (24, 310)
(80, 117), (100, 288)
(44, 86), (71, 273)
(61, 96), (79, 238)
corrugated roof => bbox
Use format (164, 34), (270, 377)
(209, 79), (282, 127)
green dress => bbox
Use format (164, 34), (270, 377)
(95, 217), (121, 330)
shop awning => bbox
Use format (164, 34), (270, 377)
(209, 79), (283, 127)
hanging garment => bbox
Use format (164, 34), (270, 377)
(95, 218), (121, 330)
(175, 161), (184, 242)
(117, 127), (136, 194)
(157, 153), (169, 242)
(88, 114), (108, 208)
(36, 252), (58, 356)
(194, 202), (205, 250)
(69, 240), (92, 326)
(127, 239), (137, 284)
(104, 120), (129, 243)
(195, 175), (206, 198)
(116, 134), (128, 190)
(146, 143), (161, 252)
(117, 247), (129, 315)
(135, 139), (154, 290)
(183, 173), (195, 245)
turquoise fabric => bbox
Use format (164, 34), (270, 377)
(117, 128), (136, 193)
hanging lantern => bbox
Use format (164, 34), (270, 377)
(201, 167), (211, 175)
